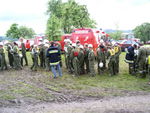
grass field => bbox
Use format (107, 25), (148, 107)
(0, 52), (150, 105)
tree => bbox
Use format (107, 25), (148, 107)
(19, 26), (35, 38)
(46, 14), (62, 41)
(6, 23), (20, 38)
(46, 0), (96, 38)
(6, 23), (35, 39)
(133, 23), (150, 43)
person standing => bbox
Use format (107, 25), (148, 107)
(13, 42), (22, 70)
(71, 43), (80, 76)
(88, 44), (96, 77)
(125, 44), (138, 75)
(7, 44), (14, 68)
(0, 43), (7, 70)
(78, 45), (85, 75)
(114, 44), (121, 74)
(44, 44), (50, 71)
(137, 46), (147, 77)
(84, 43), (90, 74)
(20, 38), (28, 66)
(46, 42), (62, 78)
(31, 45), (39, 71)
(97, 44), (106, 75)
(107, 46), (116, 76)
(39, 43), (45, 68)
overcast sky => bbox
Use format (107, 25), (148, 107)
(0, 0), (150, 35)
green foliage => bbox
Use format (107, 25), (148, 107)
(6, 23), (35, 39)
(46, 0), (96, 39)
(133, 23), (150, 43)
(109, 30), (123, 40)
(6, 23), (20, 39)
(46, 14), (62, 41)
(19, 26), (35, 39)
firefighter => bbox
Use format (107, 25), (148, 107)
(31, 45), (39, 71)
(55, 42), (62, 67)
(44, 44), (50, 71)
(39, 43), (45, 68)
(0, 43), (7, 70)
(78, 45), (85, 75)
(114, 43), (121, 74)
(7, 44), (14, 68)
(64, 39), (71, 69)
(107, 46), (116, 76)
(137, 46), (147, 77)
(88, 44), (96, 77)
(125, 44), (137, 75)
(20, 38), (28, 66)
(84, 43), (90, 73)
(70, 43), (80, 76)
(13, 42), (22, 70)
(67, 42), (74, 73)
(97, 43), (106, 75)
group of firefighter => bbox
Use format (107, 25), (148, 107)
(1, 37), (150, 83)
(0, 38), (57, 71)
(64, 39), (122, 76)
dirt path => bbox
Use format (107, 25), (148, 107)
(1, 94), (150, 113)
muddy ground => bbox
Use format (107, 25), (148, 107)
(0, 66), (150, 113)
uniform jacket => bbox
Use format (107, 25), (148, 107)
(125, 46), (134, 61)
(46, 46), (61, 65)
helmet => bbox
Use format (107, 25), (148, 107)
(88, 44), (93, 48)
(0, 42), (3, 46)
(72, 43), (76, 47)
(99, 62), (103, 67)
(79, 45), (84, 49)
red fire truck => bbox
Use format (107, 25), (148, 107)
(60, 28), (108, 51)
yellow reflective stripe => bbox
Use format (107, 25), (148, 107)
(148, 55), (150, 64)
(49, 50), (58, 54)
(114, 47), (119, 53)
(50, 61), (59, 65)
(109, 49), (115, 56)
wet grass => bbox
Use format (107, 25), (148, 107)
(0, 52), (150, 102)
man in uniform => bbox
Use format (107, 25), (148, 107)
(20, 38), (28, 66)
(97, 43), (106, 75)
(71, 43), (80, 76)
(0, 43), (7, 70)
(13, 42), (22, 70)
(78, 45), (85, 75)
(7, 43), (14, 68)
(67, 42), (73, 73)
(125, 44), (137, 75)
(137, 46), (147, 77)
(39, 43), (45, 68)
(44, 44), (50, 71)
(31, 45), (39, 71)
(84, 43), (90, 73)
(114, 43), (121, 74)
(88, 44), (96, 77)
(107, 46), (116, 76)
(46, 42), (62, 78)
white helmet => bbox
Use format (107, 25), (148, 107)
(99, 62), (103, 67)
(88, 44), (93, 48)
(72, 43), (76, 47)
(0, 42), (3, 46)
(79, 45), (84, 49)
